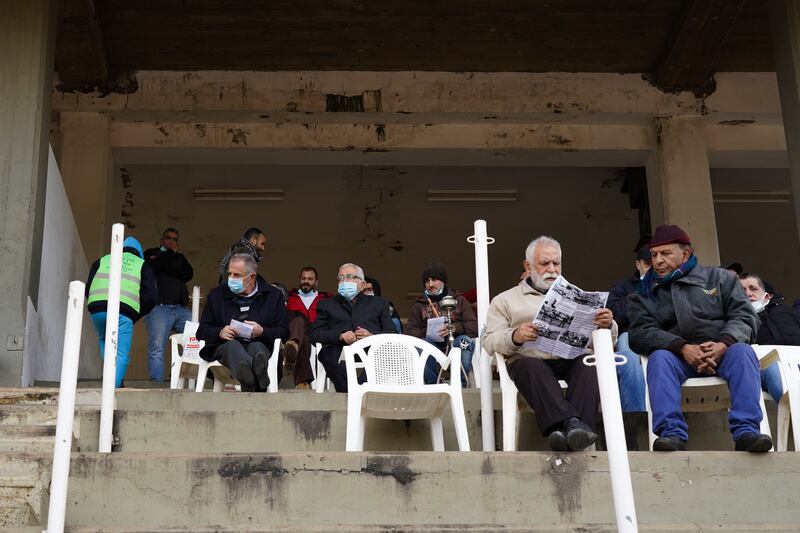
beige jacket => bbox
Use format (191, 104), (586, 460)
(481, 279), (618, 364)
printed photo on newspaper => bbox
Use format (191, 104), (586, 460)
(523, 275), (609, 359)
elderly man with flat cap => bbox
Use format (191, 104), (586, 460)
(627, 224), (771, 452)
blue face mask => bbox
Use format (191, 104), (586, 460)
(160, 245), (167, 252)
(298, 288), (315, 297)
(338, 281), (359, 300)
(424, 287), (442, 298)
(227, 276), (245, 294)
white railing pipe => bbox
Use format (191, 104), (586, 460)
(191, 285), (201, 322)
(44, 281), (85, 533)
(468, 219), (496, 451)
(98, 223), (124, 453)
(584, 329), (638, 533)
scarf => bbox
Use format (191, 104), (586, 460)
(638, 254), (698, 299)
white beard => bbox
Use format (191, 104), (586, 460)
(531, 271), (558, 293)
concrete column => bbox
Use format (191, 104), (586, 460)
(645, 116), (721, 265)
(57, 112), (114, 261)
(0, 1), (56, 386)
(769, 0), (800, 245)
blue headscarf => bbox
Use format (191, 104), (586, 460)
(122, 236), (144, 258)
(638, 254), (698, 299)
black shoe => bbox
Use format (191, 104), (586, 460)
(253, 351), (270, 392)
(548, 430), (570, 452)
(237, 361), (257, 392)
(734, 433), (773, 452)
(563, 417), (598, 452)
(653, 435), (687, 451)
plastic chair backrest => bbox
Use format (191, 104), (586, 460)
(346, 334), (450, 387)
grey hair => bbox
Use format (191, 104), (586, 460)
(229, 253), (257, 275)
(525, 236), (562, 263)
(339, 262), (365, 280)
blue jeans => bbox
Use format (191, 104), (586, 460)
(90, 312), (134, 387)
(647, 342), (763, 441)
(615, 332), (646, 412)
(761, 363), (784, 402)
(424, 335), (474, 387)
(144, 304), (192, 381)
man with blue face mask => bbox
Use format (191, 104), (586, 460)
(197, 254), (289, 392)
(310, 263), (396, 392)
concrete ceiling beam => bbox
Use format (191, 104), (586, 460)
(653, 0), (747, 96)
(55, 0), (110, 89)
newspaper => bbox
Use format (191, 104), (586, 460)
(523, 275), (609, 359)
(425, 316), (447, 343)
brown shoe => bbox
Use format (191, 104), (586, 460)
(296, 382), (311, 390)
(284, 340), (299, 364)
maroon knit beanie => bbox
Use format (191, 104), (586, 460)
(649, 225), (691, 248)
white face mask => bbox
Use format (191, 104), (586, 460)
(751, 297), (768, 313)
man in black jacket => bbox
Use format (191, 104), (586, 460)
(310, 263), (396, 392)
(739, 273), (800, 402)
(606, 246), (651, 412)
(144, 228), (194, 382)
(628, 225), (771, 452)
(197, 254), (288, 392)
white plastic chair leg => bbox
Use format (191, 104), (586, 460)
(188, 378), (196, 390)
(776, 394), (790, 452)
(212, 379), (224, 393)
(501, 387), (519, 451)
(177, 377), (186, 389)
(195, 364), (210, 392)
(449, 394), (471, 451)
(315, 364), (328, 393)
(267, 339), (281, 393)
(758, 392), (773, 451)
(345, 393), (364, 451)
(430, 416), (445, 451)
(471, 350), (481, 389)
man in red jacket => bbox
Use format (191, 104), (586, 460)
(285, 266), (331, 389)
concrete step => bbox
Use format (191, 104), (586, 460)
(0, 405), (58, 426)
(3, 451), (797, 530)
(0, 387), (101, 406)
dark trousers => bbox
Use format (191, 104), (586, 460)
(507, 355), (600, 435)
(212, 340), (282, 383)
(288, 314), (314, 385)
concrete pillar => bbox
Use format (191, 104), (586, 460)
(769, 0), (800, 245)
(645, 116), (721, 265)
(0, 1), (56, 386)
(57, 112), (114, 261)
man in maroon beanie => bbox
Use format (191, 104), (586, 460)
(627, 224), (771, 452)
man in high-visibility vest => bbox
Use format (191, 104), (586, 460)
(86, 236), (158, 387)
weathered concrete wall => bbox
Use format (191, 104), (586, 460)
(110, 165), (640, 379)
(23, 148), (101, 384)
(54, 451), (800, 529)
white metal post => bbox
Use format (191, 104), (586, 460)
(191, 285), (201, 322)
(468, 219), (496, 451)
(98, 223), (124, 453)
(45, 281), (85, 533)
(585, 329), (638, 532)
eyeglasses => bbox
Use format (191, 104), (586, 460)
(336, 274), (362, 282)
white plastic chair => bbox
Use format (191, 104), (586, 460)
(495, 352), (572, 451)
(752, 345), (796, 451)
(170, 323), (281, 393)
(344, 334), (471, 451)
(642, 351), (773, 450)
(312, 343), (333, 393)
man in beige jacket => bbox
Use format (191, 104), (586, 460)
(482, 236), (616, 452)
